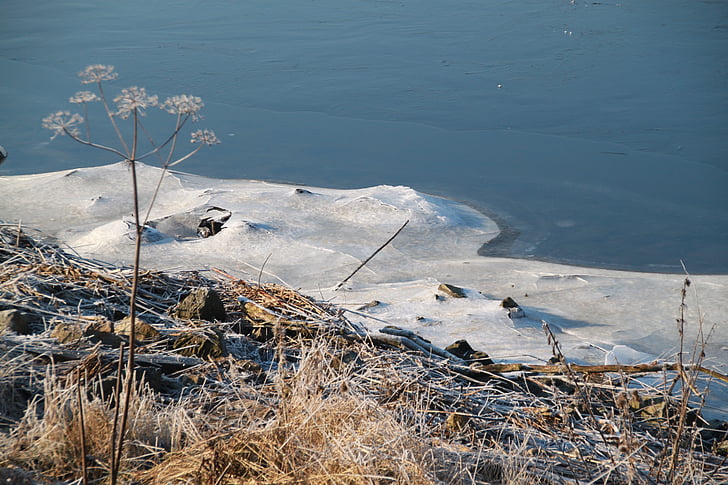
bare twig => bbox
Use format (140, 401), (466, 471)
(335, 219), (409, 290)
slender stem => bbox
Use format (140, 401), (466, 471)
(167, 144), (202, 167)
(137, 114), (190, 162)
(77, 369), (88, 485)
(142, 113), (195, 225)
(667, 277), (693, 482)
(114, 108), (141, 482)
(64, 128), (127, 159)
(109, 343), (124, 484)
(164, 113), (184, 165)
(142, 145), (204, 226)
(97, 81), (131, 157)
(82, 103), (91, 141)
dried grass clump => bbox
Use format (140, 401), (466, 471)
(142, 342), (444, 485)
(0, 366), (192, 483)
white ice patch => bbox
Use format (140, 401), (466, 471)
(604, 345), (655, 366)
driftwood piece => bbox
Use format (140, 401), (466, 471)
(13, 339), (204, 371)
(368, 327), (728, 386)
(379, 326), (466, 364)
(472, 362), (728, 385)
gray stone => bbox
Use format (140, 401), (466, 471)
(445, 339), (494, 365)
(114, 316), (161, 342)
(173, 329), (227, 359)
(501, 297), (525, 319)
(84, 317), (125, 346)
(51, 321), (83, 344)
(357, 300), (382, 310)
(438, 283), (467, 298)
(0, 310), (31, 335)
(173, 288), (227, 321)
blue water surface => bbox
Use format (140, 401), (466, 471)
(1, 0), (727, 273)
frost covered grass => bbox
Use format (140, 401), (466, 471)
(1, 226), (727, 484)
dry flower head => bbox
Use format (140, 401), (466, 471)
(78, 64), (118, 84)
(41, 111), (84, 139)
(69, 91), (100, 104)
(191, 129), (220, 146)
(114, 86), (159, 119)
(161, 94), (204, 121)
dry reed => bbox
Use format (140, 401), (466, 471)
(1, 224), (727, 484)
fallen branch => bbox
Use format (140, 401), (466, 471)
(472, 362), (728, 385)
(335, 219), (409, 290)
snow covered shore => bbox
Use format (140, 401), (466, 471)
(1, 162), (726, 412)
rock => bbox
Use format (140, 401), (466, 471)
(500, 296), (519, 308)
(357, 300), (382, 311)
(438, 283), (467, 298)
(197, 206), (231, 238)
(716, 439), (728, 456)
(84, 317), (125, 346)
(445, 340), (475, 359)
(470, 351), (494, 364)
(172, 329), (227, 359)
(114, 316), (161, 343)
(445, 340), (494, 365)
(241, 302), (276, 323)
(445, 412), (470, 432)
(51, 321), (83, 344)
(173, 288), (227, 321)
(501, 297), (525, 318)
(0, 310), (31, 335)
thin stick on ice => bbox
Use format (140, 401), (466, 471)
(335, 219), (409, 291)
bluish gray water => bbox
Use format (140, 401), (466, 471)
(1, 0), (727, 273)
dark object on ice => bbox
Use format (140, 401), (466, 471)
(438, 283), (467, 298)
(173, 287), (227, 322)
(197, 206), (231, 237)
(294, 188), (313, 195)
(0, 145), (7, 166)
(501, 297), (519, 308)
(501, 296), (525, 318)
(357, 300), (382, 311)
(445, 339), (494, 365)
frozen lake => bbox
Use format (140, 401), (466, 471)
(1, 0), (727, 273)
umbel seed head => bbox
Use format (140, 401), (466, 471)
(79, 64), (118, 84)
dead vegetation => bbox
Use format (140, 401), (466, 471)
(1, 223), (728, 484)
